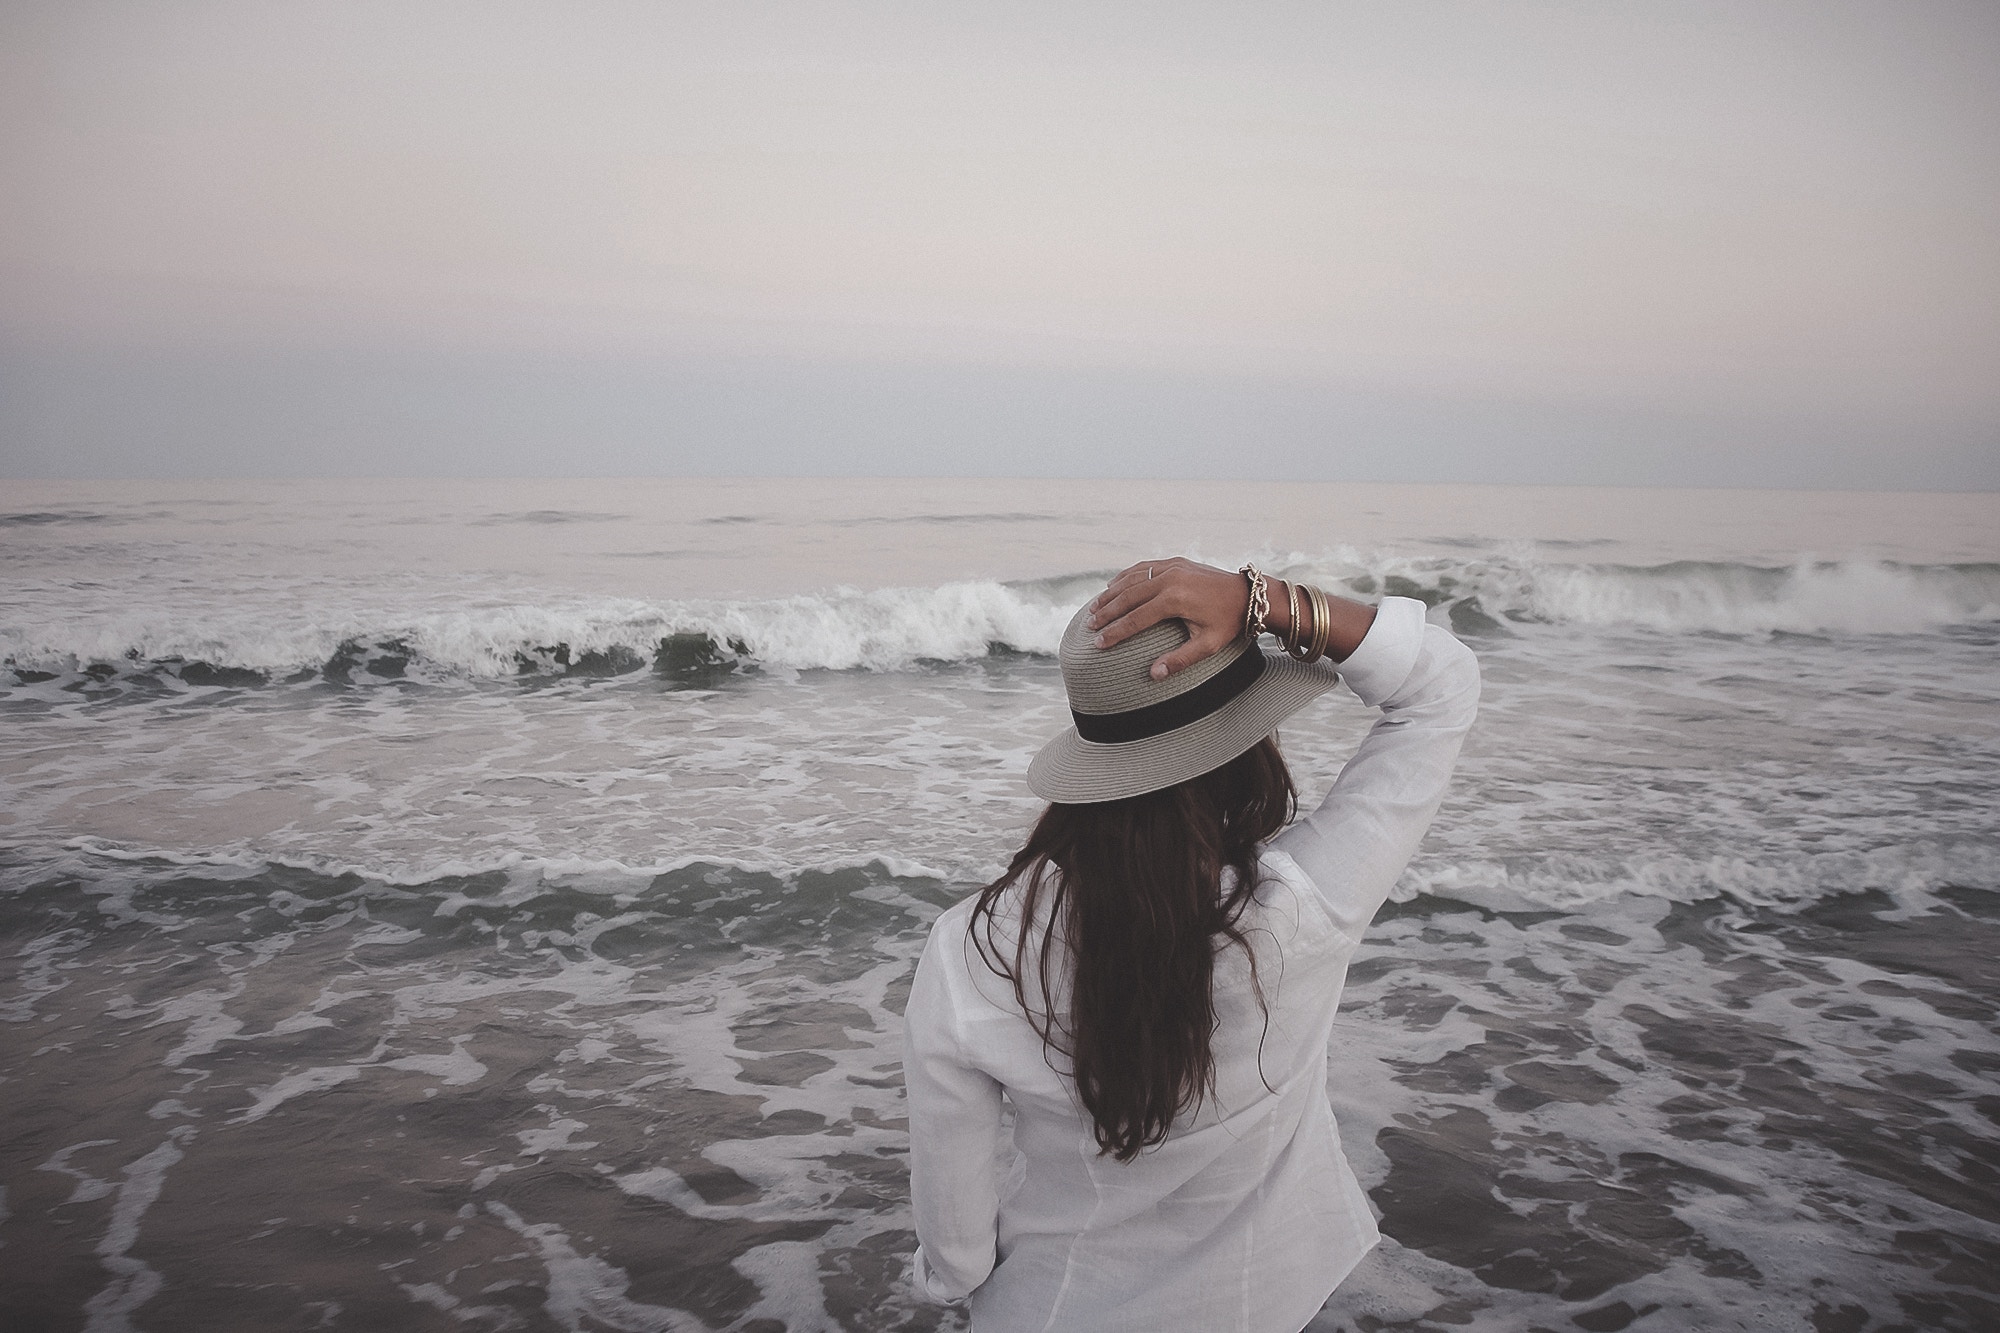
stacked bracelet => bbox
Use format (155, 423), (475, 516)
(1307, 584), (1333, 663)
(1271, 578), (1337, 664)
(1240, 564), (1270, 640)
(1283, 580), (1312, 661)
(1248, 567), (1340, 664)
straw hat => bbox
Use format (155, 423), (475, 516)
(1027, 603), (1342, 803)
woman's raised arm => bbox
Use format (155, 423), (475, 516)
(1087, 557), (1376, 677)
(1089, 557), (1479, 936)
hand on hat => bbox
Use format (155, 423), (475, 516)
(1085, 558), (1258, 681)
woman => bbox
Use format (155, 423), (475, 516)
(903, 557), (1480, 1333)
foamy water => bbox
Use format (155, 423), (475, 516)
(2, 479), (1997, 1332)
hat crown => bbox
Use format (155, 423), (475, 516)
(1057, 605), (1246, 716)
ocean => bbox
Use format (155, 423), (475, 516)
(2, 477), (1996, 1333)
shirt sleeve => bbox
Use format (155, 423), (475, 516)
(903, 916), (1005, 1304)
(1272, 595), (1480, 943)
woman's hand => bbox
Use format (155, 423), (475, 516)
(1085, 558), (1252, 681)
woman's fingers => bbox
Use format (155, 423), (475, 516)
(1146, 626), (1236, 681)
(1085, 558), (1252, 676)
(1087, 559), (1182, 631)
(1086, 580), (1143, 620)
(1095, 560), (1161, 597)
(1090, 559), (1180, 613)
(1088, 582), (1175, 646)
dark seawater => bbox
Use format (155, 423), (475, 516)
(5, 857), (1996, 1331)
(3, 481), (1997, 1331)
(2, 857), (956, 1332)
(1333, 890), (2000, 1332)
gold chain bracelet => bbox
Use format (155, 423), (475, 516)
(1239, 564), (1269, 640)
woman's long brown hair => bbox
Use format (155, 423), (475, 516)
(969, 737), (1296, 1161)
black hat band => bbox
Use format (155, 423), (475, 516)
(1070, 646), (1267, 744)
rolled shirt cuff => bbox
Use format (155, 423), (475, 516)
(1334, 595), (1429, 708)
(911, 1244), (967, 1305)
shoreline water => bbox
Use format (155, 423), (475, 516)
(3, 479), (1996, 1331)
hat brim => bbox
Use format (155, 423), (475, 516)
(1026, 649), (1343, 803)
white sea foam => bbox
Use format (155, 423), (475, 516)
(81, 1127), (194, 1333)
(50, 838), (952, 894)
(22, 831), (1998, 923)
(8, 813), (1995, 1331)
(1267, 550), (2000, 636)
(486, 1201), (710, 1333)
(1500, 556), (2000, 635)
(3, 558), (1993, 681)
(381, 1039), (488, 1088)
(1399, 841), (2000, 913)
(1312, 891), (2000, 1331)
(230, 1067), (364, 1125)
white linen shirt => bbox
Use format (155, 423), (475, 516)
(902, 597), (1479, 1333)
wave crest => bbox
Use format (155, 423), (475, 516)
(4, 559), (1993, 687)
(1494, 558), (2000, 635)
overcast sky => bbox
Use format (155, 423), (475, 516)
(2, 0), (1995, 485)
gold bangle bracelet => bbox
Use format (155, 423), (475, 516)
(1288, 582), (1313, 661)
(1308, 584), (1334, 663)
(1284, 579), (1309, 659)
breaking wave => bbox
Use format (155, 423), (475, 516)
(4, 558), (1994, 687)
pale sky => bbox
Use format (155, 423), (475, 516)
(2, 1), (1996, 485)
